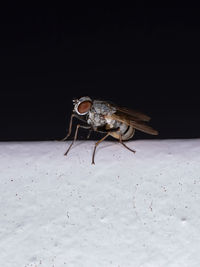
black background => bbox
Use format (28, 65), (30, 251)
(1, 7), (200, 141)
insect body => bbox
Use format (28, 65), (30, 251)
(63, 96), (158, 164)
(87, 100), (135, 141)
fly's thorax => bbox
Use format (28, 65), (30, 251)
(105, 117), (120, 129)
(87, 101), (116, 127)
(92, 100), (116, 115)
(104, 116), (124, 131)
(87, 109), (106, 127)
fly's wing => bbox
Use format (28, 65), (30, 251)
(105, 111), (158, 135)
(130, 120), (158, 135)
(110, 105), (151, 122)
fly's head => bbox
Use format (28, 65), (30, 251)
(73, 96), (93, 116)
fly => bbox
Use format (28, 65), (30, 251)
(62, 96), (158, 164)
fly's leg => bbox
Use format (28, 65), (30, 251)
(119, 134), (136, 153)
(64, 124), (91, 156)
(61, 113), (88, 141)
(92, 132), (110, 165)
(61, 114), (76, 141)
(87, 129), (92, 139)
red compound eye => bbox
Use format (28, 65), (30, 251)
(78, 101), (92, 114)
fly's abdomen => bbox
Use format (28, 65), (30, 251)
(121, 125), (135, 140)
(109, 122), (135, 140)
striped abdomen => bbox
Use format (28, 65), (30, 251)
(109, 122), (135, 141)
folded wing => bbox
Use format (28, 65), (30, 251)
(106, 107), (158, 135)
(113, 106), (151, 122)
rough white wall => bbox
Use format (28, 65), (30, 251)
(1, 140), (200, 267)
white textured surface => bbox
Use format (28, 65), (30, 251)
(1, 140), (200, 267)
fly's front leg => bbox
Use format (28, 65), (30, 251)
(64, 124), (91, 156)
(61, 114), (76, 141)
(61, 113), (88, 141)
(119, 134), (136, 153)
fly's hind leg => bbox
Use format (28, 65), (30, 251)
(119, 135), (136, 153)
